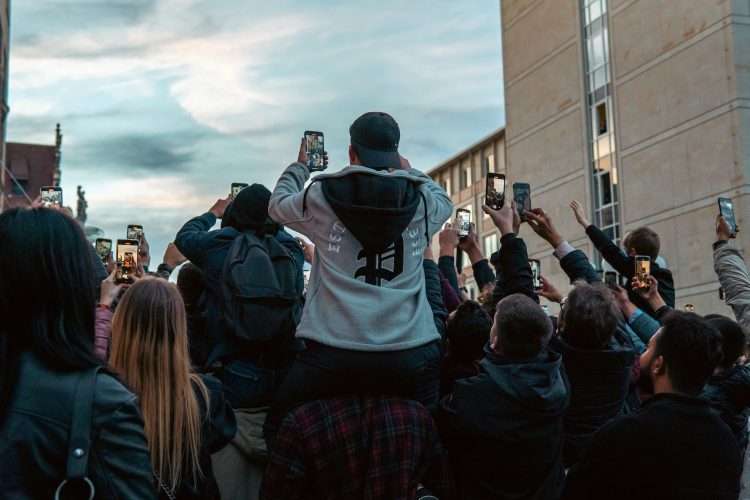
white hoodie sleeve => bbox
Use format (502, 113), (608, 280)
(406, 168), (453, 238)
(268, 162), (315, 233)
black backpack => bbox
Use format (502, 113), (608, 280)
(219, 232), (301, 343)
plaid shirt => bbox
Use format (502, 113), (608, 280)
(260, 395), (454, 500)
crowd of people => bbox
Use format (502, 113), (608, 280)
(1, 111), (749, 499)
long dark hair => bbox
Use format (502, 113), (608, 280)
(0, 208), (102, 423)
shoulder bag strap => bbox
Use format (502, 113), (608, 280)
(55, 365), (103, 500)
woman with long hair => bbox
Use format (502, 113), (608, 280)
(0, 207), (155, 498)
(110, 277), (236, 499)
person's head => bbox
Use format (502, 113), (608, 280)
(492, 294), (553, 358)
(176, 262), (205, 309)
(446, 300), (493, 363)
(222, 183), (279, 234)
(638, 312), (722, 396)
(0, 208), (101, 422)
(110, 277), (207, 491)
(559, 281), (619, 350)
(477, 283), (499, 317)
(704, 314), (746, 370)
(348, 112), (401, 170)
(623, 226), (660, 259)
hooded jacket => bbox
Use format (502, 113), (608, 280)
(702, 363), (750, 448)
(437, 347), (570, 499)
(713, 241), (750, 338)
(548, 334), (634, 466)
(268, 162), (453, 351)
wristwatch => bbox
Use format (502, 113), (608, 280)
(459, 286), (468, 294)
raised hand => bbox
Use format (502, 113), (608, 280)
(536, 276), (564, 303)
(296, 237), (315, 264)
(716, 215), (738, 241)
(439, 222), (460, 257)
(163, 243), (187, 270)
(138, 233), (151, 270)
(483, 199), (516, 236)
(633, 275), (666, 311)
(209, 196), (231, 219)
(570, 200), (591, 229)
(524, 208), (564, 248)
(100, 269), (126, 307)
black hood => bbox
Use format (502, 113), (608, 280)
(320, 172), (422, 253)
(222, 183), (280, 235)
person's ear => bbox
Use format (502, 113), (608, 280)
(349, 145), (359, 165)
(652, 355), (665, 377)
(627, 248), (637, 256)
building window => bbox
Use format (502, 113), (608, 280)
(10, 179), (27, 196)
(460, 163), (472, 189)
(441, 176), (452, 196)
(596, 102), (608, 135)
(483, 233), (498, 259)
(483, 154), (495, 174)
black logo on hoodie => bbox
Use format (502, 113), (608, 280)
(355, 237), (404, 286)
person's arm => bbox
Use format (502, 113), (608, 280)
(572, 197), (631, 277)
(175, 198), (229, 268)
(438, 223), (461, 295)
(440, 271), (462, 312)
(95, 270), (125, 360)
(424, 248), (448, 344)
(405, 165), (454, 237)
(472, 259), (496, 292)
(614, 285), (660, 345)
(490, 250), (506, 307)
(484, 200), (536, 302)
(559, 248), (601, 284)
(94, 396), (158, 499)
(457, 223), (496, 290)
(633, 276), (672, 323)
(714, 215), (750, 334)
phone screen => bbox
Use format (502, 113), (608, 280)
(513, 183), (531, 216)
(40, 186), (62, 208)
(126, 225), (143, 240)
(635, 257), (651, 289)
(719, 198), (737, 236)
(95, 239), (112, 264)
(116, 239), (139, 284)
(486, 174), (505, 209)
(457, 209), (471, 238)
(529, 259), (542, 290)
(684, 304), (695, 313)
(605, 272), (618, 290)
(231, 183), (249, 199)
(305, 131), (325, 171)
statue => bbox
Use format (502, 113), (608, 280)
(76, 185), (88, 225)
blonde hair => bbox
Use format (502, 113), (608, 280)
(110, 277), (208, 491)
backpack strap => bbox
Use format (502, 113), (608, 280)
(55, 366), (103, 500)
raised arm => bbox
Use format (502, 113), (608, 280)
(571, 200), (631, 276)
(714, 215), (750, 335)
(174, 197), (229, 268)
(438, 223), (461, 295)
(458, 222), (496, 290)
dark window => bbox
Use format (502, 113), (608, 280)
(596, 103), (608, 135)
(11, 180), (27, 196)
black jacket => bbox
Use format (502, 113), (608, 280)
(548, 335), (634, 466)
(702, 364), (750, 448)
(0, 353), (156, 499)
(423, 259), (448, 347)
(497, 234), (538, 303)
(175, 212), (305, 367)
(171, 374), (237, 499)
(563, 393), (742, 499)
(585, 224), (675, 313)
(438, 347), (570, 499)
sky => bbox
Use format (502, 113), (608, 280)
(8, 0), (505, 258)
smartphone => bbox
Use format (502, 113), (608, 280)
(95, 238), (112, 265)
(40, 186), (63, 208)
(126, 225), (144, 240)
(303, 269), (311, 294)
(116, 239), (139, 284)
(513, 183), (532, 217)
(604, 271), (618, 291)
(634, 256), (651, 289)
(231, 182), (249, 199)
(718, 197), (737, 237)
(684, 304), (695, 313)
(529, 259), (542, 290)
(304, 131), (325, 172)
(456, 208), (471, 238)
(485, 173), (506, 210)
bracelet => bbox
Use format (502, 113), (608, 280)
(97, 303), (111, 311)
(459, 287), (468, 293)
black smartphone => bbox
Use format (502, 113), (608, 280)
(456, 208), (471, 238)
(529, 259), (542, 290)
(95, 238), (112, 265)
(304, 131), (325, 172)
(40, 186), (62, 208)
(604, 271), (618, 290)
(718, 197), (737, 237)
(513, 182), (531, 217)
(116, 239), (139, 284)
(485, 173), (506, 210)
(634, 256), (651, 289)
(126, 225), (144, 240)
(231, 182), (249, 199)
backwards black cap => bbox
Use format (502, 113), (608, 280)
(349, 111), (400, 170)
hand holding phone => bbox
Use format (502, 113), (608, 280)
(116, 239), (140, 284)
(718, 197), (738, 238)
(485, 173), (505, 211)
(40, 186), (63, 208)
(456, 209), (471, 238)
(303, 131), (326, 172)
(633, 256), (651, 290)
(513, 183), (531, 218)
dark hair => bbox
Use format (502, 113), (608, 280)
(623, 226), (660, 260)
(561, 281), (619, 350)
(0, 208), (102, 422)
(177, 262), (205, 309)
(476, 284), (499, 317)
(655, 312), (722, 395)
(446, 300), (492, 363)
(494, 294), (552, 358)
(704, 314), (746, 368)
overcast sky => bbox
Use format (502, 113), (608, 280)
(8, 0), (504, 257)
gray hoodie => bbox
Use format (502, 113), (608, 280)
(268, 162), (453, 351)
